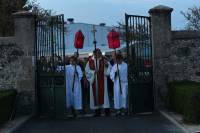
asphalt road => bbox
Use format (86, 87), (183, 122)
(14, 113), (183, 133)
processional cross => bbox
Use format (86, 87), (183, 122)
(91, 25), (99, 105)
(91, 25), (98, 71)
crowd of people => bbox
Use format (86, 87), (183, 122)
(38, 48), (128, 117)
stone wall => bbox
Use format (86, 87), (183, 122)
(169, 31), (200, 82)
(0, 39), (35, 115)
(149, 5), (173, 107)
(0, 40), (24, 90)
(0, 11), (35, 115)
(164, 38), (200, 82)
(158, 31), (200, 82)
(154, 30), (200, 105)
(149, 6), (200, 108)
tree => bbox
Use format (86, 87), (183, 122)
(181, 6), (200, 30)
(0, 0), (28, 36)
(116, 21), (126, 42)
(117, 21), (150, 43)
(0, 0), (53, 37)
(27, 0), (54, 18)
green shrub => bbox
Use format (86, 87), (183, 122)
(0, 89), (17, 124)
(168, 81), (200, 123)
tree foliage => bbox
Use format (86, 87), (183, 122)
(0, 0), (53, 37)
(0, 0), (28, 36)
(27, 0), (54, 18)
(181, 6), (200, 30)
(117, 21), (150, 43)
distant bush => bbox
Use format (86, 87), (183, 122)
(0, 89), (17, 124)
(168, 81), (200, 123)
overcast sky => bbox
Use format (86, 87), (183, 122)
(36, 0), (200, 29)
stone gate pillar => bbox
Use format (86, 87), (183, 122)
(149, 5), (173, 108)
(13, 11), (36, 115)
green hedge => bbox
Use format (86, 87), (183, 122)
(0, 89), (17, 124)
(168, 81), (200, 123)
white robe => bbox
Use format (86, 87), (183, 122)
(65, 64), (83, 110)
(110, 62), (128, 109)
(85, 57), (111, 109)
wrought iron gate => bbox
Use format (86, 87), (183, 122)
(125, 14), (154, 114)
(35, 14), (66, 117)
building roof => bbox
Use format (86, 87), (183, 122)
(65, 22), (126, 56)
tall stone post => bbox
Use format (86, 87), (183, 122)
(13, 11), (36, 115)
(149, 5), (173, 108)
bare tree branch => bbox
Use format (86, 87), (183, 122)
(181, 6), (200, 30)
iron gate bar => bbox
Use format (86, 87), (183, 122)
(57, 17), (61, 56)
(41, 20), (43, 57)
(139, 17), (141, 79)
(48, 20), (51, 60)
(46, 21), (49, 57)
(141, 17), (145, 80)
(38, 20), (41, 58)
(125, 14), (131, 113)
(145, 18), (148, 73)
(34, 15), (38, 115)
(52, 16), (57, 116)
(142, 18), (145, 79)
(136, 17), (139, 77)
(42, 20), (44, 57)
(61, 14), (66, 115)
(55, 17), (58, 57)
(125, 13), (154, 114)
(43, 20), (45, 57)
(35, 14), (65, 117)
(44, 20), (46, 57)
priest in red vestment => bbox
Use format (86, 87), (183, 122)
(85, 48), (111, 116)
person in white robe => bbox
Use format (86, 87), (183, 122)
(85, 48), (111, 116)
(65, 56), (83, 116)
(110, 53), (128, 115)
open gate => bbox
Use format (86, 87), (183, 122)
(125, 14), (154, 114)
(35, 14), (66, 117)
(35, 13), (154, 117)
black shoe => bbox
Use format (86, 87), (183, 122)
(121, 112), (125, 116)
(94, 113), (101, 117)
(124, 111), (128, 116)
(120, 109), (128, 116)
(94, 109), (101, 117)
(105, 113), (110, 117)
(80, 110), (86, 115)
(72, 108), (77, 118)
(115, 111), (121, 117)
(105, 108), (111, 117)
(73, 113), (77, 118)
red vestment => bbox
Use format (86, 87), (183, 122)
(88, 57), (105, 106)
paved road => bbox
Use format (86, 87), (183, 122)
(14, 113), (183, 133)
